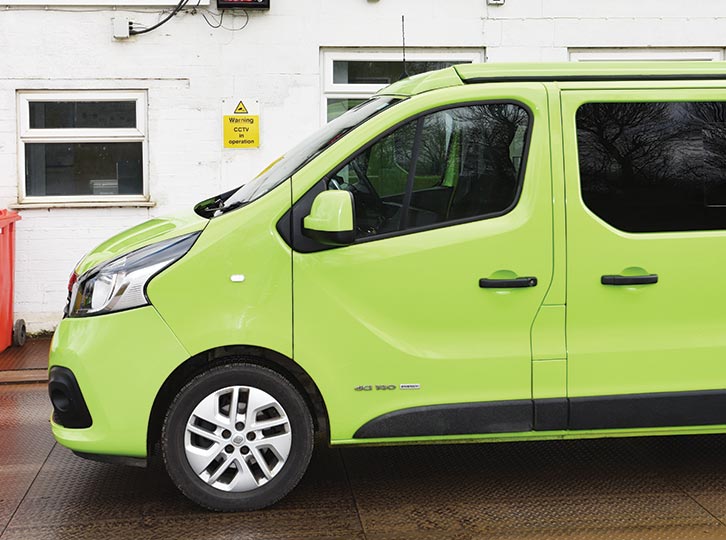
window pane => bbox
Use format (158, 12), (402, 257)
(326, 103), (529, 239)
(29, 101), (136, 129)
(333, 60), (463, 85)
(576, 101), (726, 232)
(25, 142), (143, 197)
(327, 98), (368, 122)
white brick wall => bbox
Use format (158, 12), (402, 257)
(2, 0), (726, 330)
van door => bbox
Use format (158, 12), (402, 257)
(563, 87), (726, 430)
(290, 85), (554, 441)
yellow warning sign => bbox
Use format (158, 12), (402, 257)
(234, 101), (248, 114)
(224, 115), (259, 148)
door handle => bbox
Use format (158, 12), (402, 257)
(601, 274), (658, 286)
(479, 277), (538, 289)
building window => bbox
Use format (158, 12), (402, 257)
(18, 91), (148, 204)
(569, 48), (723, 62)
(322, 49), (484, 122)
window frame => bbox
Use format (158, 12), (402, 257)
(17, 90), (149, 206)
(320, 48), (485, 124)
(319, 99), (534, 245)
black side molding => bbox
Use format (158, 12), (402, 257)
(353, 390), (726, 439)
(569, 390), (726, 430)
(353, 400), (532, 439)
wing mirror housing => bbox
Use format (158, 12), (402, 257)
(302, 190), (356, 246)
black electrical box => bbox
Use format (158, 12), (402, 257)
(217, 0), (269, 8)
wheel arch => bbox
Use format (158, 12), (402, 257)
(147, 345), (329, 456)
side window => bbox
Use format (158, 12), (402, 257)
(326, 103), (530, 239)
(576, 101), (726, 232)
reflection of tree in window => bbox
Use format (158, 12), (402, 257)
(328, 103), (529, 240)
(576, 101), (726, 232)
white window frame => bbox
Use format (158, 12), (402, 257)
(321, 48), (485, 124)
(570, 48), (724, 62)
(17, 90), (149, 206)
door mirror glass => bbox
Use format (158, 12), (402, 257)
(303, 190), (356, 246)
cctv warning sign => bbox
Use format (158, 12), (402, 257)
(223, 99), (260, 149)
(224, 115), (259, 148)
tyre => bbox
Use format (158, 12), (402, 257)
(162, 363), (314, 511)
(12, 319), (26, 347)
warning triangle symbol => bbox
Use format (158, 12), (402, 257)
(234, 101), (249, 114)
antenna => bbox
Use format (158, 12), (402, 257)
(400, 15), (409, 80)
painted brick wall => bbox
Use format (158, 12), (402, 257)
(1, 0), (725, 330)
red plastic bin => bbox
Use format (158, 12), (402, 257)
(0, 209), (24, 353)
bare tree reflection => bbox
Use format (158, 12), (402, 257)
(576, 101), (726, 232)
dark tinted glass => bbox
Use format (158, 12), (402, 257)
(326, 103), (530, 239)
(333, 60), (462, 85)
(327, 98), (368, 122)
(25, 142), (143, 196)
(29, 101), (136, 129)
(576, 101), (726, 232)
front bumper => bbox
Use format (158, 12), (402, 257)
(49, 306), (189, 458)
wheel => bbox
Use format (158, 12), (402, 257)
(161, 363), (314, 511)
(12, 319), (26, 347)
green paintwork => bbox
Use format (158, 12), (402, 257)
(50, 306), (189, 456)
(146, 181), (293, 362)
(75, 209), (208, 276)
(454, 61), (726, 82)
(531, 305), (566, 361)
(48, 62), (726, 461)
(561, 85), (726, 399)
(303, 191), (354, 233)
(532, 360), (567, 400)
(378, 66), (464, 97)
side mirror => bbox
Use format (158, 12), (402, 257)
(302, 190), (356, 246)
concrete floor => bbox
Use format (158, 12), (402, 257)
(3, 383), (726, 539)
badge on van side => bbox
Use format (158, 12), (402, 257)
(354, 383), (421, 392)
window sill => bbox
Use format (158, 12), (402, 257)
(10, 200), (156, 210)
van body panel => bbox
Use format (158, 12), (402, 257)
(562, 86), (726, 400)
(75, 209), (208, 276)
(49, 306), (189, 457)
(147, 179), (294, 360)
(289, 84), (554, 441)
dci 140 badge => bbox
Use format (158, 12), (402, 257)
(355, 383), (421, 392)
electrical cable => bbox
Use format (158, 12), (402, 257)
(129, 0), (189, 35)
(200, 8), (223, 28)
(220, 9), (248, 31)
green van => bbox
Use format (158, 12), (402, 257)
(49, 61), (726, 511)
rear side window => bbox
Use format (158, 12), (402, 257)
(576, 101), (726, 232)
(327, 103), (531, 240)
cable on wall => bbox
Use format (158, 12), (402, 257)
(129, 0), (188, 35)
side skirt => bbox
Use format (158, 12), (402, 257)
(352, 390), (726, 439)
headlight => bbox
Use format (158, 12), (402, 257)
(68, 232), (200, 318)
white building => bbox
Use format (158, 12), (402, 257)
(1, 0), (725, 331)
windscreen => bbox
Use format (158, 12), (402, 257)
(195, 96), (399, 218)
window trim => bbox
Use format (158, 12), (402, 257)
(286, 99), (534, 252)
(17, 90), (149, 205)
(320, 48), (485, 124)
